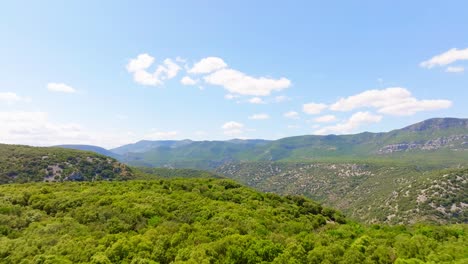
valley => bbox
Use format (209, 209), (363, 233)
(0, 118), (467, 263)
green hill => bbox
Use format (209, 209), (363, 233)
(0, 179), (466, 263)
(56, 145), (122, 159)
(115, 118), (468, 169)
(217, 162), (468, 225)
(0, 144), (134, 184)
(134, 167), (224, 180)
(102, 118), (468, 225)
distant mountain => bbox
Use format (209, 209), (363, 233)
(0, 144), (134, 183)
(110, 139), (194, 155)
(401, 117), (468, 132)
(114, 139), (271, 169)
(115, 118), (468, 169)
(56, 144), (121, 159)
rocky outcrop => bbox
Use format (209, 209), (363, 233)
(378, 135), (468, 154)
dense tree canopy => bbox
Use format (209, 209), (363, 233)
(0, 144), (133, 184)
(0, 179), (466, 263)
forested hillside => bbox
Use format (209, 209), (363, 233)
(217, 162), (468, 224)
(0, 179), (466, 263)
(135, 167), (223, 179)
(0, 144), (134, 184)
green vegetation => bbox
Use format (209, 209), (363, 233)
(217, 162), (468, 225)
(0, 144), (133, 184)
(56, 145), (121, 160)
(114, 118), (468, 170)
(134, 167), (223, 180)
(0, 179), (466, 263)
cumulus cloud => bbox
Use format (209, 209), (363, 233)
(445, 66), (464, 73)
(0, 92), (30, 104)
(188, 57), (227, 74)
(222, 121), (244, 135)
(126, 54), (181, 86)
(314, 112), (382, 135)
(248, 113), (270, 120)
(314, 115), (337, 123)
(144, 130), (179, 140)
(126, 53), (155, 72)
(180, 76), (198, 85)
(204, 68), (291, 96)
(329, 87), (451, 116)
(303, 103), (327, 115)
(47, 82), (76, 93)
(284, 111), (299, 119)
(248, 97), (266, 104)
(420, 48), (468, 68)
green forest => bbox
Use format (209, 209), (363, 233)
(0, 179), (466, 263)
(0, 144), (133, 184)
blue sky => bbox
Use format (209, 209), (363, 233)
(0, 1), (467, 148)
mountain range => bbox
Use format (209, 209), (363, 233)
(58, 118), (467, 169)
(2, 117), (467, 224)
(52, 117), (468, 224)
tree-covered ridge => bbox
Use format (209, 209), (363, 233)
(111, 118), (468, 170)
(0, 144), (133, 184)
(134, 167), (223, 180)
(0, 179), (466, 263)
(217, 162), (468, 225)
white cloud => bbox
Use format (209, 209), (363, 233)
(222, 121), (244, 136)
(189, 57), (227, 74)
(378, 98), (452, 116)
(144, 130), (179, 140)
(180, 76), (198, 85)
(314, 112), (382, 135)
(204, 68), (291, 96)
(330, 88), (409, 112)
(420, 48), (468, 68)
(161, 59), (181, 79)
(329, 87), (452, 116)
(0, 92), (30, 104)
(222, 121), (244, 130)
(445, 66), (464, 73)
(126, 53), (155, 72)
(284, 111), (299, 119)
(248, 97), (266, 104)
(224, 94), (240, 100)
(314, 115), (337, 123)
(248, 113), (270, 120)
(47, 82), (76, 93)
(274, 95), (291, 103)
(303, 103), (327, 115)
(126, 54), (181, 86)
(0, 111), (141, 148)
